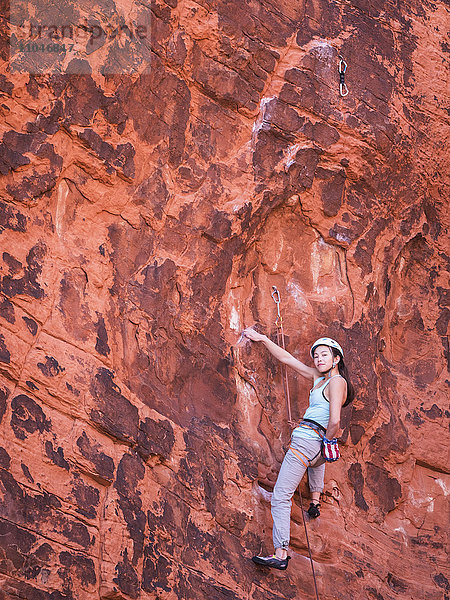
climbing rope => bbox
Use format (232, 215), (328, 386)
(271, 286), (293, 424)
(338, 56), (349, 97)
(271, 286), (320, 600)
(299, 492), (320, 600)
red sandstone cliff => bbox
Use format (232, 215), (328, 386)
(0, 1), (448, 599)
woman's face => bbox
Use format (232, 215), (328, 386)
(313, 345), (334, 372)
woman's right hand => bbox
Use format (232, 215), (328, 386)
(242, 327), (266, 342)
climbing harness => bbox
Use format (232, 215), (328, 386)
(272, 286), (320, 600)
(271, 286), (293, 424)
(338, 56), (348, 97)
(300, 418), (341, 463)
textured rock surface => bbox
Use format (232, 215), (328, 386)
(0, 1), (449, 599)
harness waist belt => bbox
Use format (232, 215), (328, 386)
(300, 419), (326, 435)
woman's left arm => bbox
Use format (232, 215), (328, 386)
(325, 377), (347, 439)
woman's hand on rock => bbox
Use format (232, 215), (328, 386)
(242, 327), (266, 342)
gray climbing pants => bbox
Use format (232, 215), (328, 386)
(271, 435), (325, 550)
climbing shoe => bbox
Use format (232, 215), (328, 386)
(307, 502), (320, 518)
(252, 554), (290, 570)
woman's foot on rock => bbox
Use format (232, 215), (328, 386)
(252, 554), (291, 570)
(307, 502), (320, 518)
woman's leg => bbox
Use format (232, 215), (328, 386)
(307, 462), (325, 516)
(308, 461), (325, 495)
(253, 437), (322, 569)
(271, 445), (310, 557)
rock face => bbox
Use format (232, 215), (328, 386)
(0, 1), (448, 599)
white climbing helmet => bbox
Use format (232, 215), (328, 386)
(310, 337), (344, 359)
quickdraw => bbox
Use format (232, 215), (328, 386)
(271, 286), (293, 424)
(338, 55), (349, 97)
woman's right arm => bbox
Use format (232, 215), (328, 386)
(242, 328), (317, 380)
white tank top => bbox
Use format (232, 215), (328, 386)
(292, 375), (342, 440)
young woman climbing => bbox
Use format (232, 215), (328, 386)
(242, 329), (354, 571)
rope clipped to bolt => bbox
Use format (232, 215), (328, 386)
(338, 55), (348, 97)
(271, 286), (320, 600)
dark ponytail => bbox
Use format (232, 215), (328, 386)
(332, 349), (354, 406)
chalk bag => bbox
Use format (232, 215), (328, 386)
(321, 437), (340, 462)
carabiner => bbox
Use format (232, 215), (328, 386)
(338, 56), (347, 74)
(340, 82), (349, 97)
(271, 286), (283, 326)
(271, 285), (281, 305)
